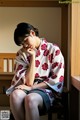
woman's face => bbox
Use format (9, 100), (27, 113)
(21, 30), (36, 49)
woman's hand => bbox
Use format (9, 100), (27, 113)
(27, 48), (35, 56)
(23, 45), (35, 56)
(15, 84), (32, 91)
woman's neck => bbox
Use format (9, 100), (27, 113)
(35, 37), (41, 49)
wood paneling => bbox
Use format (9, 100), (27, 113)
(71, 3), (80, 76)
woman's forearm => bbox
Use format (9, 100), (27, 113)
(25, 55), (35, 86)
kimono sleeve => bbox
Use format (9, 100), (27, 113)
(11, 51), (29, 86)
(44, 46), (64, 93)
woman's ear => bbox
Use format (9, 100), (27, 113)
(30, 30), (35, 36)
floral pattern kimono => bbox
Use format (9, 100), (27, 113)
(6, 38), (64, 106)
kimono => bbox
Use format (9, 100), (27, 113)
(6, 38), (64, 106)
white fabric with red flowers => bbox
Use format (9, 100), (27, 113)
(6, 38), (64, 104)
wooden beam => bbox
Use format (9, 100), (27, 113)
(61, 4), (68, 86)
(0, 1), (62, 7)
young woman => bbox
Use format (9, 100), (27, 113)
(8, 22), (64, 120)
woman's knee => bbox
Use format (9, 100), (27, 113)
(10, 89), (26, 102)
(25, 94), (35, 106)
(25, 94), (38, 110)
(24, 93), (43, 109)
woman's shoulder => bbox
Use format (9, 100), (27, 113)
(47, 41), (60, 51)
(41, 38), (61, 51)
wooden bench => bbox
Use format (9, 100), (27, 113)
(0, 53), (16, 106)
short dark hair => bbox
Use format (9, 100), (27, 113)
(14, 22), (39, 46)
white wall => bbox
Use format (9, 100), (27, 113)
(0, 7), (61, 53)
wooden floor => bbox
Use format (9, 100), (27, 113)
(40, 114), (57, 120)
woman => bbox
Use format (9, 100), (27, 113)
(8, 22), (64, 120)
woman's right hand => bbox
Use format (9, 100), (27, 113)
(26, 48), (35, 56)
(23, 46), (35, 56)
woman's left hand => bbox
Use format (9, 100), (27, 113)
(15, 84), (32, 91)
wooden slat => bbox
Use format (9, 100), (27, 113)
(0, 73), (14, 80)
(0, 53), (16, 59)
(0, 59), (4, 72)
(0, 53), (16, 73)
(7, 59), (9, 72)
(12, 59), (14, 72)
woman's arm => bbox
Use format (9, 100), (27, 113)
(25, 54), (35, 86)
(24, 47), (36, 86)
(15, 81), (49, 91)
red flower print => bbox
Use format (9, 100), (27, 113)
(48, 53), (53, 63)
(41, 44), (47, 50)
(44, 78), (49, 82)
(42, 63), (48, 70)
(35, 73), (39, 78)
(43, 49), (49, 56)
(57, 83), (62, 89)
(59, 63), (62, 68)
(36, 50), (40, 57)
(19, 69), (25, 75)
(15, 75), (19, 81)
(51, 74), (57, 79)
(52, 62), (59, 69)
(59, 76), (64, 82)
(17, 65), (23, 71)
(55, 50), (60, 56)
(35, 60), (40, 67)
(27, 56), (31, 63)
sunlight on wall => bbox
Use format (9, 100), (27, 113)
(0, 7), (61, 53)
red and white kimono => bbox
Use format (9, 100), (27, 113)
(6, 38), (64, 105)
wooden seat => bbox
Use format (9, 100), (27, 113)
(0, 53), (16, 106)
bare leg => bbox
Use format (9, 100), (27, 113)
(10, 89), (26, 120)
(24, 93), (43, 120)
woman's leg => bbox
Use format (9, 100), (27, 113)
(24, 93), (43, 120)
(10, 89), (26, 120)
